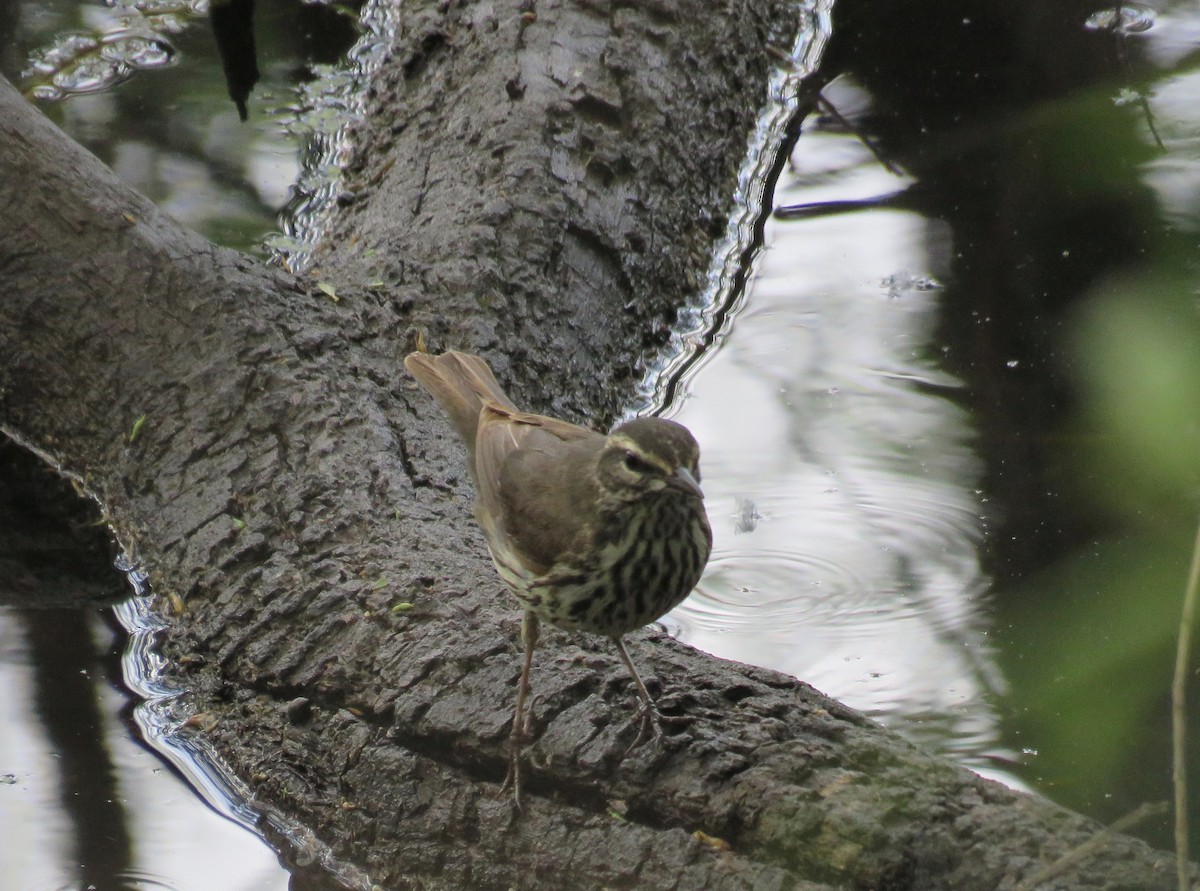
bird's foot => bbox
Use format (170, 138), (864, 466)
(501, 748), (524, 809)
(624, 697), (694, 755)
(625, 698), (662, 754)
(500, 711), (536, 808)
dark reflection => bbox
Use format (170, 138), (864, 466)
(21, 608), (137, 890)
(0, 436), (293, 886)
(0, 0), (19, 76)
(211, 0), (261, 121)
(293, 0), (365, 67)
(776, 183), (923, 220)
(0, 438), (123, 609)
(823, 0), (1157, 575)
(0, 440), (133, 885)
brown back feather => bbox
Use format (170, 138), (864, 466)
(406, 350), (606, 573)
(475, 405), (603, 573)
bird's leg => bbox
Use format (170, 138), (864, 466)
(517, 612), (540, 743)
(612, 635), (660, 752)
(502, 611), (540, 805)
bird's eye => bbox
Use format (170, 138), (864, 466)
(623, 450), (657, 475)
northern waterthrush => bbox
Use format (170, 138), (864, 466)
(404, 350), (712, 799)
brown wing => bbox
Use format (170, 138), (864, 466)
(474, 405), (603, 574)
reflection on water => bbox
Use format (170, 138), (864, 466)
(667, 125), (1013, 779)
(0, 0), (362, 255)
(0, 606), (289, 891)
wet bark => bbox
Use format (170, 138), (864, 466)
(0, 1), (1189, 889)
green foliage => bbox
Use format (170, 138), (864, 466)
(1070, 272), (1200, 518)
(1003, 530), (1191, 795)
(1000, 269), (1200, 830)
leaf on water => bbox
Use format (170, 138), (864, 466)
(318, 281), (339, 302)
(129, 414), (147, 442)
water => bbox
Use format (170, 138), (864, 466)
(3, 0), (1200, 884)
(1, 0), (362, 254)
(664, 128), (1010, 780)
(0, 606), (289, 891)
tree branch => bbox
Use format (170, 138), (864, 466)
(0, 0), (1190, 888)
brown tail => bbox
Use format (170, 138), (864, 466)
(403, 351), (519, 454)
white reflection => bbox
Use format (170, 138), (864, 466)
(0, 615), (73, 891)
(668, 123), (1015, 780)
(1139, 71), (1200, 231)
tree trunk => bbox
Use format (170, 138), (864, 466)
(0, 0), (1188, 889)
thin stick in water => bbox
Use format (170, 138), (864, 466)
(1172, 512), (1200, 890)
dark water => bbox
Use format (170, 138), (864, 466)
(3, 0), (1200, 887)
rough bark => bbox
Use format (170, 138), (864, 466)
(0, 1), (1189, 889)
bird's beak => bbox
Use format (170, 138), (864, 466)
(667, 466), (704, 499)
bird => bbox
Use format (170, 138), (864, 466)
(404, 349), (712, 800)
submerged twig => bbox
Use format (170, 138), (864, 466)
(815, 92), (905, 176)
(1172, 511), (1200, 890)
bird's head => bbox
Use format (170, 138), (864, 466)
(596, 417), (705, 503)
